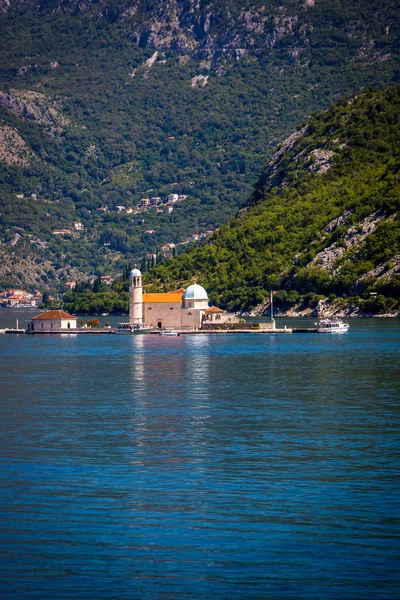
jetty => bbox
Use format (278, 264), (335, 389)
(163, 328), (294, 335)
(25, 328), (115, 335)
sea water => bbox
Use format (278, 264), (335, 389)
(0, 314), (399, 598)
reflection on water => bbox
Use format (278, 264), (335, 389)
(0, 319), (399, 599)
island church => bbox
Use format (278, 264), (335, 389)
(129, 268), (238, 330)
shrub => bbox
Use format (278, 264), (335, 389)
(87, 319), (101, 328)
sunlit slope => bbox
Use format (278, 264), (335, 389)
(146, 87), (400, 311)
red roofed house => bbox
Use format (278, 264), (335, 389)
(27, 310), (77, 332)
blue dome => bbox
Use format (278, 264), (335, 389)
(130, 268), (142, 277)
(183, 283), (208, 300)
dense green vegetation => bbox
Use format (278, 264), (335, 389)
(0, 0), (399, 290)
(61, 87), (400, 315)
(144, 86), (400, 311)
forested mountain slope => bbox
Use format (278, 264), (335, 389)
(0, 0), (399, 291)
(145, 86), (400, 315)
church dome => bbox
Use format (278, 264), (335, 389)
(130, 268), (142, 277)
(183, 282), (208, 300)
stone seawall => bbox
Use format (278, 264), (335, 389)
(25, 328), (114, 334)
(201, 321), (276, 331)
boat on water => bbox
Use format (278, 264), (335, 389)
(131, 323), (152, 335)
(114, 322), (132, 334)
(315, 318), (349, 334)
(159, 329), (180, 336)
(114, 322), (152, 334)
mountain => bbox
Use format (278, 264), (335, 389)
(0, 0), (399, 292)
(144, 86), (400, 316)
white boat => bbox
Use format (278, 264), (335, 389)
(159, 329), (180, 336)
(114, 322), (152, 334)
(315, 318), (349, 334)
(114, 323), (132, 334)
(131, 323), (152, 335)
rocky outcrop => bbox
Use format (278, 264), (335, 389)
(191, 74), (208, 88)
(0, 90), (69, 136)
(0, 0), (11, 13)
(115, 0), (311, 66)
(0, 125), (34, 166)
(306, 148), (335, 174)
(353, 249), (400, 292)
(311, 210), (386, 274)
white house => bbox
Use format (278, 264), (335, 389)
(27, 310), (77, 332)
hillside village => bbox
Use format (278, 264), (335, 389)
(0, 289), (42, 308)
(4, 187), (217, 293)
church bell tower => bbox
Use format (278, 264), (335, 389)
(129, 268), (143, 324)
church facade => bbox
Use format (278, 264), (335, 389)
(129, 268), (238, 330)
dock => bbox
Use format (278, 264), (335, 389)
(2, 327), (318, 336)
(152, 327), (318, 335)
(24, 328), (115, 335)
(176, 328), (293, 334)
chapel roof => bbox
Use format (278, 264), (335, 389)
(143, 292), (183, 304)
(32, 310), (76, 320)
(183, 282), (208, 300)
(204, 306), (224, 313)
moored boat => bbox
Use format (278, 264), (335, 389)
(315, 318), (349, 334)
(114, 323), (132, 334)
(131, 323), (152, 334)
(159, 329), (180, 336)
(114, 322), (152, 334)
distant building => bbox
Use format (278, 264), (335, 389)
(139, 198), (150, 208)
(129, 270), (240, 330)
(166, 206), (174, 214)
(73, 222), (84, 230)
(161, 243), (175, 251)
(53, 229), (72, 235)
(100, 276), (113, 285)
(27, 310), (77, 332)
(167, 193), (179, 204)
(65, 281), (76, 290)
(0, 289), (42, 307)
(178, 195), (188, 202)
(150, 197), (161, 206)
(116, 205), (126, 212)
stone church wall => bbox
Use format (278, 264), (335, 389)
(143, 302), (182, 329)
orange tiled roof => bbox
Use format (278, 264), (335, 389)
(32, 310), (76, 320)
(204, 306), (224, 313)
(143, 292), (183, 304)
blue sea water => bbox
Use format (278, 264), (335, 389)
(0, 315), (399, 599)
